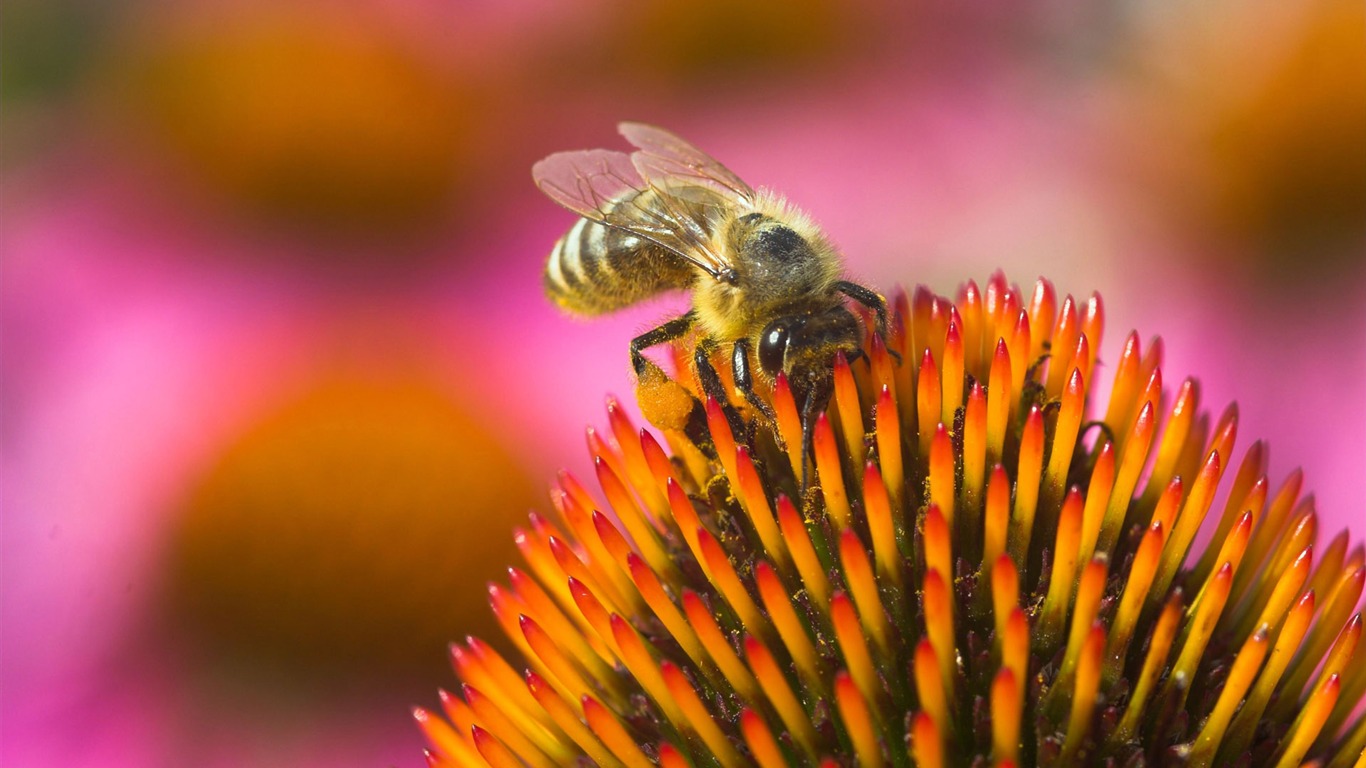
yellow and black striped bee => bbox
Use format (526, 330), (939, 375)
(534, 122), (886, 441)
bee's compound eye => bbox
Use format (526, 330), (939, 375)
(758, 323), (789, 375)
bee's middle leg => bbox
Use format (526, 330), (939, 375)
(731, 338), (775, 423)
(693, 339), (747, 441)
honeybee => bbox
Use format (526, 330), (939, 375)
(534, 122), (887, 442)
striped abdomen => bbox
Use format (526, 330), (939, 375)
(544, 215), (696, 316)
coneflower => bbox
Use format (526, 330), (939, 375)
(416, 273), (1365, 767)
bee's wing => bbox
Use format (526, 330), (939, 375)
(619, 122), (756, 207)
(532, 148), (736, 281)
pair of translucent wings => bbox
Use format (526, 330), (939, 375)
(532, 123), (757, 282)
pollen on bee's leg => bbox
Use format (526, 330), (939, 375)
(633, 363), (698, 434)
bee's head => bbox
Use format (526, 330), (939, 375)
(756, 304), (862, 387)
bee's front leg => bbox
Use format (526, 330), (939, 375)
(835, 280), (902, 364)
(693, 339), (746, 442)
(731, 338), (776, 423)
(833, 280), (888, 334)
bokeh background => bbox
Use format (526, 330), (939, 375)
(3, 0), (1363, 765)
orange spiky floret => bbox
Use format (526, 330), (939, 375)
(423, 273), (1365, 767)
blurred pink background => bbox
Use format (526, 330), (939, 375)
(3, 0), (1363, 765)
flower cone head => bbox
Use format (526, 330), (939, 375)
(420, 273), (1366, 768)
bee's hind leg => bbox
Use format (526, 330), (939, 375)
(630, 312), (697, 378)
(731, 338), (776, 424)
(630, 312), (714, 452)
